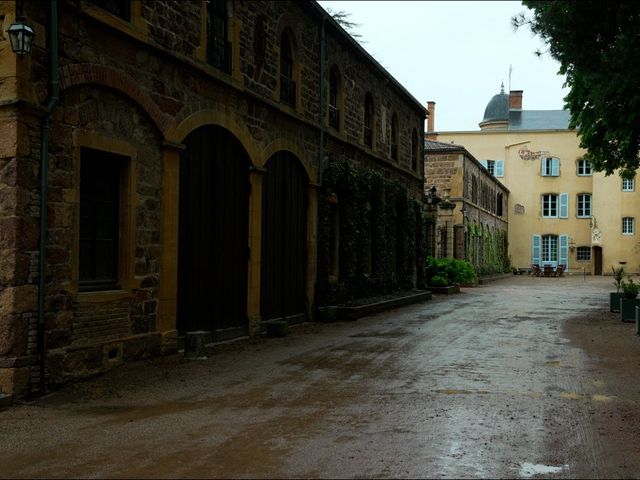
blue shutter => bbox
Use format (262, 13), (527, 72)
(479, 160), (488, 170)
(559, 234), (569, 266)
(541, 158), (546, 176)
(559, 192), (569, 218)
(495, 160), (504, 177)
(532, 234), (541, 265)
(552, 158), (560, 176)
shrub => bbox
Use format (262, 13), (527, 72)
(621, 278), (639, 299)
(612, 265), (626, 293)
(425, 256), (478, 286)
(429, 275), (448, 287)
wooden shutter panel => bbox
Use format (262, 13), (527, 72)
(559, 192), (569, 218)
(479, 160), (488, 169)
(552, 158), (560, 176)
(532, 234), (541, 265)
(559, 234), (569, 266)
(495, 160), (504, 177)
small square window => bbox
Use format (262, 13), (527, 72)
(623, 178), (635, 192)
(576, 246), (591, 261)
(577, 159), (592, 176)
(623, 217), (635, 235)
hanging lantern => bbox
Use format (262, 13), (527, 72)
(7, 19), (35, 56)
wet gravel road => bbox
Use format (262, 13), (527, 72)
(2, 275), (640, 478)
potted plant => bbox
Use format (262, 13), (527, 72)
(610, 266), (626, 312)
(619, 278), (640, 322)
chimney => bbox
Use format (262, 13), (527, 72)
(427, 101), (436, 132)
(509, 90), (523, 110)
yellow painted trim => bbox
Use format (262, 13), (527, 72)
(261, 139), (317, 183)
(169, 110), (261, 166)
(79, 0), (149, 43)
(70, 131), (137, 300)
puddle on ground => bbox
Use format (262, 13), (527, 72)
(519, 462), (566, 478)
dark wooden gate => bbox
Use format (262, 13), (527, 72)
(261, 151), (309, 322)
(177, 125), (249, 339)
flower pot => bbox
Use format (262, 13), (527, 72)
(610, 292), (623, 312)
(619, 297), (640, 322)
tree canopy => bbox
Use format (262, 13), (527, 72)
(513, 2), (640, 177)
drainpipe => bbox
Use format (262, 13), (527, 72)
(37, 0), (59, 393)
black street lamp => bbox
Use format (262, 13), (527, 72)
(7, 18), (34, 56)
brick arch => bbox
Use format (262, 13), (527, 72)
(261, 139), (317, 183)
(59, 63), (171, 138)
(169, 110), (260, 166)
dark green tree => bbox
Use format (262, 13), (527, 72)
(513, 2), (640, 177)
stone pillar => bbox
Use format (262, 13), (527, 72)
(306, 183), (319, 320)
(247, 167), (265, 335)
(157, 142), (184, 352)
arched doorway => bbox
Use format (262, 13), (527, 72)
(261, 151), (309, 322)
(177, 125), (250, 339)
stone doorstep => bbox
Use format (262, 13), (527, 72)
(325, 291), (433, 322)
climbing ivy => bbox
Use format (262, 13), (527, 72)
(464, 221), (509, 275)
(316, 159), (427, 306)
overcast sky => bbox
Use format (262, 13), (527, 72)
(317, 1), (569, 132)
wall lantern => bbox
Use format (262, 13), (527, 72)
(7, 18), (35, 56)
(425, 185), (441, 205)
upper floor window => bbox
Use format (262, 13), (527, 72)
(364, 93), (374, 148)
(623, 217), (635, 235)
(328, 67), (340, 130)
(577, 193), (592, 218)
(391, 113), (398, 161)
(481, 159), (504, 177)
(542, 192), (569, 218)
(577, 159), (592, 176)
(496, 192), (504, 217)
(280, 31), (296, 107)
(207, 0), (231, 73)
(411, 129), (418, 172)
(88, 0), (131, 21)
(541, 156), (560, 176)
(623, 177), (635, 192)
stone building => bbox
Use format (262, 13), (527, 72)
(0, 0), (426, 397)
(424, 137), (509, 275)
(431, 86), (640, 275)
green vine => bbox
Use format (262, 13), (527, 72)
(316, 159), (427, 305)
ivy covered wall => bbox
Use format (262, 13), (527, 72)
(464, 222), (509, 275)
(316, 159), (427, 306)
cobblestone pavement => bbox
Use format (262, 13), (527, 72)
(2, 275), (640, 479)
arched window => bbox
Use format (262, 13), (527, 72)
(411, 129), (418, 171)
(207, 0), (230, 73)
(280, 31), (296, 107)
(391, 113), (399, 161)
(328, 66), (340, 130)
(364, 93), (374, 147)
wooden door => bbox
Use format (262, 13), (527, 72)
(261, 152), (309, 322)
(593, 246), (603, 275)
(177, 126), (249, 339)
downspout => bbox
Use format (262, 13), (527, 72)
(37, 0), (59, 393)
(318, 16), (326, 184)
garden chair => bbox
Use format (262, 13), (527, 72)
(531, 264), (542, 277)
(555, 264), (565, 277)
(543, 265), (555, 277)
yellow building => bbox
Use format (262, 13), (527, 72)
(428, 86), (640, 275)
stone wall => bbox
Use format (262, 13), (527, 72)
(0, 0), (425, 397)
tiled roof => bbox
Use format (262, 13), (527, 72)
(424, 139), (464, 151)
(509, 110), (571, 130)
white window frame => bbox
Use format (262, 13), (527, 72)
(542, 194), (558, 218)
(577, 193), (592, 218)
(576, 246), (591, 261)
(623, 178), (635, 192)
(623, 217), (635, 235)
(577, 159), (592, 176)
(541, 157), (560, 177)
(542, 235), (559, 264)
